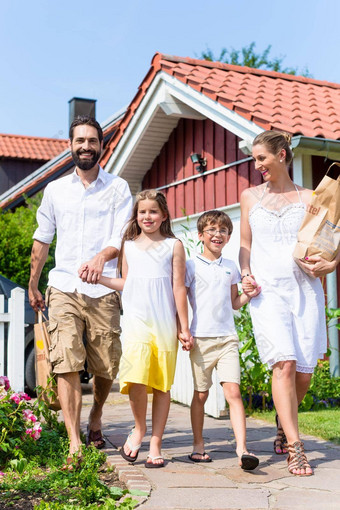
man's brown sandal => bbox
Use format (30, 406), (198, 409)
(287, 441), (313, 476)
(274, 413), (287, 455)
(86, 426), (106, 449)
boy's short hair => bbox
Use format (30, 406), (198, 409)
(197, 210), (233, 235)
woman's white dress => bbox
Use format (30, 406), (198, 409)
(248, 185), (327, 373)
(119, 237), (178, 394)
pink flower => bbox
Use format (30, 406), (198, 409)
(32, 429), (41, 440)
(25, 428), (33, 435)
(19, 392), (31, 401)
(0, 376), (10, 391)
(0, 472), (5, 477)
(22, 409), (37, 423)
(10, 393), (21, 405)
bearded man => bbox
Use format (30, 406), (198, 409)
(29, 116), (132, 462)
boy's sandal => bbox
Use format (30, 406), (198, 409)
(274, 413), (288, 455)
(240, 452), (259, 471)
(287, 441), (313, 476)
(145, 455), (164, 469)
(120, 431), (141, 463)
(188, 452), (212, 463)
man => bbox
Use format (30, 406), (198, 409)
(29, 115), (132, 459)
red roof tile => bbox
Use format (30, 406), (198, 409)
(0, 134), (68, 161)
(100, 52), (340, 167)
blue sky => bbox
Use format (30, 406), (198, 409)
(1, 0), (339, 138)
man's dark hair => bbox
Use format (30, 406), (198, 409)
(69, 116), (103, 143)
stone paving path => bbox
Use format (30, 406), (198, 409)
(80, 384), (340, 510)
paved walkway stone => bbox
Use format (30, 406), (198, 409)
(79, 383), (340, 509)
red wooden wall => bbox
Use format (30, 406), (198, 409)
(142, 118), (261, 218)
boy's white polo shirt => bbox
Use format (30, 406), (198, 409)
(186, 254), (241, 337)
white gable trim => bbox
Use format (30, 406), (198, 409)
(105, 71), (263, 177)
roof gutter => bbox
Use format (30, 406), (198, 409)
(291, 136), (340, 159)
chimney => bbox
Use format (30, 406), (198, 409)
(68, 97), (97, 127)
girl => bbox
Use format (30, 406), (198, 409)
(96, 189), (193, 468)
(239, 130), (339, 477)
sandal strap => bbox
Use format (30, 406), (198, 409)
(147, 455), (163, 461)
(274, 429), (287, 453)
(287, 441), (311, 472)
(126, 431), (141, 453)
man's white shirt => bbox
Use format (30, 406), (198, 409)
(34, 166), (132, 297)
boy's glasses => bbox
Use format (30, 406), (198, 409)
(203, 228), (229, 236)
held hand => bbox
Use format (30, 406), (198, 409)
(78, 254), (105, 284)
(178, 331), (194, 351)
(242, 274), (258, 295)
(28, 285), (45, 312)
(247, 285), (262, 298)
(298, 256), (337, 278)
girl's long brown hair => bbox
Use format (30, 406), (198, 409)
(117, 189), (175, 273)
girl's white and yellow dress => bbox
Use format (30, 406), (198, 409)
(119, 237), (178, 394)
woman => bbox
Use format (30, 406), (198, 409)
(239, 130), (339, 476)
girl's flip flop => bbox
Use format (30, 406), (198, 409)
(120, 431), (141, 463)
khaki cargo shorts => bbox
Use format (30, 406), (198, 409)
(46, 287), (122, 380)
(190, 335), (240, 391)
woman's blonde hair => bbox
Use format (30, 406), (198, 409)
(253, 130), (293, 165)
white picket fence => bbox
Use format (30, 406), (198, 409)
(0, 287), (25, 391)
(171, 347), (226, 418)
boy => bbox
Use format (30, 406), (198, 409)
(185, 210), (260, 470)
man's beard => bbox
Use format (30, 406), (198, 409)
(72, 149), (101, 171)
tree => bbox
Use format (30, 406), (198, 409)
(0, 194), (55, 291)
(199, 42), (311, 77)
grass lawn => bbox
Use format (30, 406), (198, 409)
(251, 408), (340, 445)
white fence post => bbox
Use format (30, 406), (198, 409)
(171, 347), (226, 418)
(7, 288), (25, 392)
(0, 295), (5, 376)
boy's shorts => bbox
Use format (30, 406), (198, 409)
(190, 335), (240, 391)
(46, 286), (122, 380)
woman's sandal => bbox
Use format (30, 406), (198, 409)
(274, 413), (288, 455)
(287, 441), (313, 476)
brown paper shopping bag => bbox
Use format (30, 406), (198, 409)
(293, 162), (340, 261)
(34, 310), (61, 411)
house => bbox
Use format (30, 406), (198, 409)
(0, 108), (126, 210)
(0, 134), (68, 195)
(1, 53), (339, 401)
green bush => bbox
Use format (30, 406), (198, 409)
(300, 361), (340, 411)
(0, 194), (55, 291)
